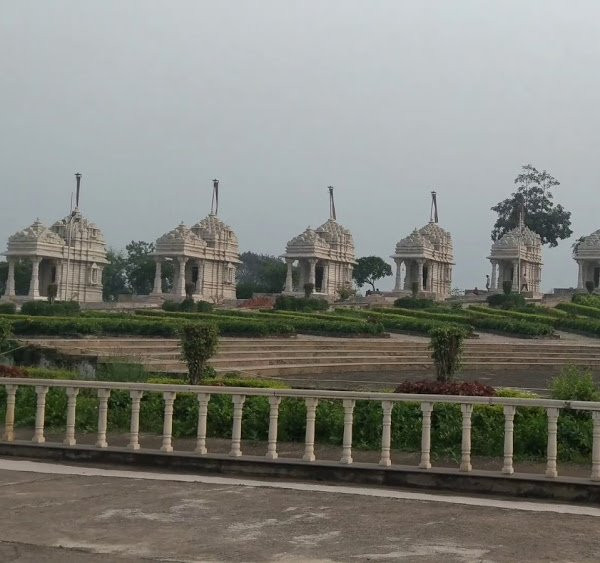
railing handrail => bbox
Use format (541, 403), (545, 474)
(2, 377), (600, 411)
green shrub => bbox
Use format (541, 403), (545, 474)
(502, 280), (513, 295)
(573, 293), (600, 308)
(0, 318), (12, 350)
(180, 323), (219, 384)
(0, 302), (17, 314)
(551, 366), (600, 401)
(20, 301), (81, 316)
(469, 315), (554, 337)
(274, 295), (329, 312)
(393, 297), (435, 309)
(180, 298), (196, 312)
(486, 292), (526, 309)
(429, 325), (467, 382)
(196, 300), (214, 313)
(161, 300), (180, 312)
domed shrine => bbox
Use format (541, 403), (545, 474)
(2, 174), (108, 303)
(391, 192), (454, 299)
(282, 187), (356, 298)
(573, 228), (600, 290)
(151, 180), (241, 303)
(487, 212), (542, 295)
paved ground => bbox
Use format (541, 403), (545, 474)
(1, 459), (600, 562)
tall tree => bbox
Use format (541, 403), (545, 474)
(491, 164), (572, 247)
(352, 256), (392, 292)
(124, 241), (158, 295)
(236, 252), (289, 297)
(102, 249), (128, 301)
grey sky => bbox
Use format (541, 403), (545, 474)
(2, 0), (599, 291)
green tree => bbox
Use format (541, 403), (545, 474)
(491, 164), (572, 247)
(429, 325), (466, 382)
(352, 256), (392, 292)
(102, 249), (128, 301)
(124, 241), (157, 295)
(236, 252), (290, 296)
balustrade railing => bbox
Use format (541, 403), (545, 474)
(1, 377), (600, 482)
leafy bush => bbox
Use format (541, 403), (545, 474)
(429, 325), (467, 382)
(551, 366), (600, 401)
(0, 318), (12, 350)
(180, 298), (196, 312)
(20, 301), (81, 316)
(394, 380), (496, 396)
(180, 323), (219, 384)
(486, 292), (526, 310)
(161, 300), (180, 312)
(573, 293), (600, 308)
(0, 302), (17, 314)
(469, 315), (554, 337)
(0, 364), (27, 378)
(393, 297), (435, 309)
(196, 300), (214, 313)
(274, 295), (329, 312)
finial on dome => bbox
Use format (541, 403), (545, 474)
(430, 191), (438, 223)
(75, 173), (82, 210)
(211, 179), (219, 216)
(328, 186), (336, 221)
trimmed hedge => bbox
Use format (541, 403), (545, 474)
(0, 302), (17, 314)
(393, 297), (435, 309)
(486, 293), (526, 309)
(573, 293), (600, 308)
(557, 302), (600, 320)
(20, 301), (81, 316)
(274, 295), (329, 312)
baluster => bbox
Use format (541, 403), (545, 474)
(460, 404), (473, 472)
(502, 405), (516, 475)
(266, 396), (281, 460)
(96, 389), (110, 448)
(129, 390), (143, 450)
(379, 400), (393, 467)
(340, 399), (355, 464)
(229, 395), (245, 457)
(195, 393), (211, 455)
(32, 386), (49, 444)
(64, 387), (79, 446)
(591, 411), (600, 481)
(419, 402), (433, 469)
(303, 397), (319, 462)
(161, 392), (176, 453)
(545, 407), (560, 478)
(3, 385), (17, 442)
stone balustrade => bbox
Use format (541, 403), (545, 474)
(2, 377), (600, 482)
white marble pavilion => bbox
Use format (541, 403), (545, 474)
(488, 216), (542, 295)
(151, 180), (241, 303)
(2, 175), (108, 303)
(282, 188), (356, 298)
(573, 229), (600, 290)
(391, 193), (454, 299)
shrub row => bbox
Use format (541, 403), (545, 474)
(20, 301), (81, 316)
(0, 370), (593, 462)
(557, 302), (600, 320)
(486, 293), (526, 309)
(394, 380), (496, 396)
(393, 297), (436, 309)
(274, 295), (329, 312)
(0, 302), (17, 314)
(573, 293), (600, 308)
(162, 299), (214, 313)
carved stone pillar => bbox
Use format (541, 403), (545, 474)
(5, 258), (16, 297)
(195, 260), (204, 294)
(394, 259), (402, 292)
(577, 260), (584, 289)
(176, 256), (188, 298)
(308, 259), (317, 286)
(152, 258), (162, 295)
(490, 260), (497, 290)
(512, 260), (519, 292)
(285, 259), (294, 292)
(322, 263), (329, 294)
(28, 257), (41, 299)
(416, 259), (425, 291)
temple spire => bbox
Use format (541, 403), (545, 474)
(328, 186), (336, 221)
(518, 196), (525, 231)
(430, 190), (438, 223)
(211, 179), (219, 216)
(75, 173), (82, 210)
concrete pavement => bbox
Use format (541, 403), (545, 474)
(0, 459), (599, 562)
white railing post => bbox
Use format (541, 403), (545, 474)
(160, 391), (176, 453)
(195, 393), (211, 455)
(129, 390), (143, 450)
(96, 389), (110, 448)
(303, 397), (319, 462)
(3, 385), (17, 442)
(266, 396), (281, 460)
(64, 387), (79, 446)
(32, 386), (49, 444)
(502, 405), (516, 475)
(545, 407), (560, 478)
(229, 395), (245, 457)
(591, 411), (600, 481)
(340, 399), (355, 464)
(379, 400), (393, 467)
(460, 404), (473, 472)
(419, 402), (433, 469)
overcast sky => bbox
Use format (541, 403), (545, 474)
(2, 0), (599, 291)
